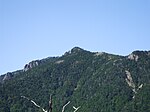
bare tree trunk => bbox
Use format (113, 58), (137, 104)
(48, 95), (52, 112)
(62, 101), (70, 112)
(73, 106), (80, 112)
(21, 96), (47, 112)
(21, 95), (80, 112)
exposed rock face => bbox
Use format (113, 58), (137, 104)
(125, 70), (136, 93)
(148, 51), (150, 56)
(125, 70), (144, 99)
(128, 53), (139, 61)
(128, 51), (150, 61)
(55, 60), (64, 64)
(2, 72), (13, 81)
(94, 52), (104, 56)
(24, 60), (41, 72)
(0, 76), (3, 82)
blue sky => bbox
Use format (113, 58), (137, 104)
(0, 0), (150, 74)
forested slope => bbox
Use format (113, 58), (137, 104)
(0, 47), (150, 112)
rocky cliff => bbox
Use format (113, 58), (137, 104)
(24, 60), (41, 72)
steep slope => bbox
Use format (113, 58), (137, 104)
(0, 47), (150, 112)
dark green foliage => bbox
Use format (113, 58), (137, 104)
(0, 47), (150, 112)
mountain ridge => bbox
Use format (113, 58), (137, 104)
(1, 47), (148, 77)
(0, 47), (150, 112)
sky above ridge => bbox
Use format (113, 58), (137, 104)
(0, 0), (150, 74)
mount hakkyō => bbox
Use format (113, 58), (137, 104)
(0, 47), (150, 112)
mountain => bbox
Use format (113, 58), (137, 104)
(0, 47), (150, 112)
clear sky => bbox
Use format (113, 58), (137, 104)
(0, 0), (150, 75)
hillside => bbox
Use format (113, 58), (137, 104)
(0, 47), (150, 112)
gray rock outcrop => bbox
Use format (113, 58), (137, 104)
(24, 60), (41, 72)
(2, 72), (13, 81)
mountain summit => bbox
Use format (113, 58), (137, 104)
(0, 47), (150, 112)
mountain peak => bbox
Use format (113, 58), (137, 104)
(64, 47), (86, 56)
(0, 48), (150, 112)
(71, 47), (84, 52)
(128, 50), (150, 61)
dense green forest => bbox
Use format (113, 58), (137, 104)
(0, 47), (150, 112)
